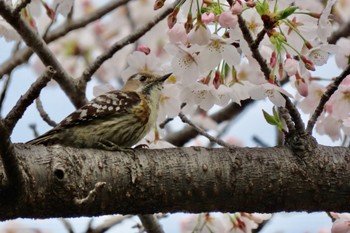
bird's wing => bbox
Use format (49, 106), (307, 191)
(27, 90), (142, 145)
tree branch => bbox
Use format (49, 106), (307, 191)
(237, 15), (305, 134)
(0, 74), (12, 115)
(165, 100), (252, 146)
(35, 97), (58, 127)
(1, 144), (350, 219)
(306, 64), (350, 134)
(138, 215), (164, 233)
(179, 112), (235, 148)
(4, 66), (55, 133)
(0, 120), (24, 189)
(0, 1), (86, 108)
(77, 1), (179, 90)
(12, 0), (32, 15)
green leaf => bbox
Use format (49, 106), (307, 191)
(256, 0), (270, 16)
(262, 109), (279, 126)
(275, 6), (298, 21)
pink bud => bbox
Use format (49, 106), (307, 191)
(231, 0), (243, 14)
(137, 45), (151, 55)
(154, 0), (165, 10)
(301, 56), (315, 71)
(201, 12), (215, 24)
(167, 13), (177, 29)
(213, 71), (221, 89)
(218, 11), (238, 28)
(295, 77), (308, 97)
(270, 51), (277, 68)
(42, 2), (56, 20)
(246, 0), (256, 8)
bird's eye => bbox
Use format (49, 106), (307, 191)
(139, 76), (147, 82)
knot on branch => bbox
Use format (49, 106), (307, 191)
(285, 131), (317, 159)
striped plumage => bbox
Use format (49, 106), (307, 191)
(27, 72), (171, 150)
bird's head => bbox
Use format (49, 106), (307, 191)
(122, 72), (172, 95)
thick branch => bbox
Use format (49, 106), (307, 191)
(0, 121), (24, 188)
(4, 66), (55, 133)
(0, 144), (350, 219)
(0, 1), (86, 108)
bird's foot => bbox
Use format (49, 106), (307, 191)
(97, 140), (134, 152)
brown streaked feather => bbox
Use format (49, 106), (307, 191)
(27, 90), (143, 145)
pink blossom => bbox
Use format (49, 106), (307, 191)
(218, 11), (238, 28)
(202, 12), (215, 24)
(167, 23), (187, 44)
(299, 81), (325, 114)
(335, 38), (350, 69)
(331, 213), (350, 233)
(231, 0), (243, 14)
(284, 57), (298, 76)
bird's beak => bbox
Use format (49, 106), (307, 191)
(159, 73), (172, 82)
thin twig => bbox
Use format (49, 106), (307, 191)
(28, 123), (39, 138)
(237, 15), (271, 81)
(237, 15), (305, 133)
(306, 64), (350, 134)
(0, 119), (24, 189)
(0, 1), (87, 108)
(87, 215), (132, 233)
(0, 74), (12, 115)
(12, 0), (32, 15)
(138, 215), (164, 233)
(165, 100), (252, 146)
(60, 218), (74, 233)
(77, 0), (180, 90)
(252, 136), (270, 147)
(0, 0), (131, 80)
(4, 66), (55, 133)
(179, 112), (235, 148)
(35, 97), (57, 127)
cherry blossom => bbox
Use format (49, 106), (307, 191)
(298, 81), (325, 114)
(317, 0), (336, 42)
(121, 51), (166, 82)
(249, 83), (293, 107)
(335, 38), (350, 69)
(331, 213), (350, 233)
(197, 35), (241, 73)
(165, 43), (201, 83)
(218, 11), (238, 29)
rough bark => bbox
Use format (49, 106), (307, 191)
(0, 144), (349, 220)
